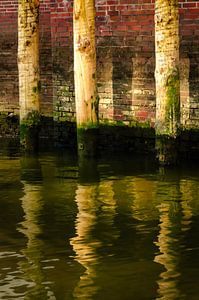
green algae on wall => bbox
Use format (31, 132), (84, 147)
(20, 110), (41, 149)
(165, 69), (180, 136)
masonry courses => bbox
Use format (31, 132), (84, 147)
(0, 0), (199, 155)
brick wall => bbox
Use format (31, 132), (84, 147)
(179, 1), (199, 128)
(0, 1), (18, 115)
(0, 0), (199, 130)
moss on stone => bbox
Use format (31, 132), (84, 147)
(21, 110), (41, 127)
(99, 119), (151, 129)
(0, 113), (7, 124)
(20, 110), (41, 147)
(77, 121), (99, 131)
(129, 120), (151, 128)
(20, 123), (28, 141)
(156, 134), (179, 165)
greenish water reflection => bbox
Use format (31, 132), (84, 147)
(0, 152), (199, 299)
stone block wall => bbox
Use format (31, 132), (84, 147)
(0, 0), (199, 132)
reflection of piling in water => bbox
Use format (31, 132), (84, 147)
(18, 156), (52, 299)
(154, 173), (195, 300)
(71, 177), (118, 299)
(154, 203), (181, 300)
(78, 156), (99, 184)
(19, 181), (47, 299)
(154, 171), (196, 300)
(154, 172), (182, 300)
(70, 183), (100, 299)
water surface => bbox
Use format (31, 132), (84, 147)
(0, 149), (199, 299)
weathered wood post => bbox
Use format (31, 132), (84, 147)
(18, 0), (41, 151)
(155, 0), (180, 165)
(73, 0), (99, 158)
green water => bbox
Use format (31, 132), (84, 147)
(0, 149), (199, 299)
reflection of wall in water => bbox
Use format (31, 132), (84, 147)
(180, 179), (199, 218)
(132, 177), (159, 221)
